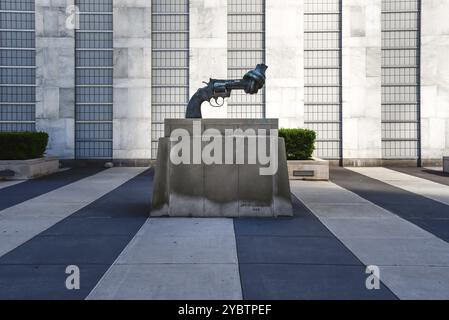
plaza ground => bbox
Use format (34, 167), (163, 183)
(0, 166), (448, 300)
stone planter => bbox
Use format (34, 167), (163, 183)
(444, 157), (449, 173)
(0, 157), (59, 180)
(287, 158), (329, 181)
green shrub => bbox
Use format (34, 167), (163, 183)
(279, 128), (316, 160)
(0, 132), (49, 160)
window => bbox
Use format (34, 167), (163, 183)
(151, 0), (190, 158)
(227, 0), (265, 119)
(0, 0), (36, 132)
(304, 0), (342, 160)
(75, 0), (113, 159)
(382, 0), (421, 159)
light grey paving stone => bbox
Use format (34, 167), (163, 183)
(349, 167), (449, 206)
(291, 181), (369, 204)
(0, 168), (147, 258)
(117, 233), (238, 264)
(117, 218), (237, 264)
(0, 203), (84, 219)
(322, 217), (435, 239)
(142, 218), (236, 237)
(342, 238), (449, 267)
(0, 216), (62, 236)
(88, 218), (242, 300)
(87, 263), (242, 300)
(306, 203), (392, 219)
(380, 266), (449, 300)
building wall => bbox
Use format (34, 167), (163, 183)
(265, 0), (304, 130)
(421, 0), (449, 163)
(190, 0), (227, 119)
(10, 0), (449, 164)
(113, 0), (152, 160)
(342, 0), (383, 165)
(35, 0), (75, 159)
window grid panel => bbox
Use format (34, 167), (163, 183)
(304, 0), (342, 160)
(0, 0), (35, 132)
(382, 0), (420, 159)
(227, 0), (265, 119)
(0, 0), (34, 11)
(75, 0), (113, 159)
(151, 0), (189, 158)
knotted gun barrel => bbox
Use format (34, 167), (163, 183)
(185, 64), (268, 119)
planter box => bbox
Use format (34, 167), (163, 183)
(0, 157), (59, 180)
(444, 157), (449, 173)
(287, 158), (329, 181)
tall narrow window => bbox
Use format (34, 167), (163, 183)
(0, 0), (36, 132)
(151, 0), (189, 158)
(227, 0), (265, 119)
(75, 0), (113, 159)
(382, 0), (420, 160)
(304, 0), (342, 160)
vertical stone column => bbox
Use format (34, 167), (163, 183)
(265, 0), (304, 129)
(113, 0), (152, 161)
(189, 0), (228, 119)
(35, 0), (75, 159)
(421, 0), (449, 163)
(342, 0), (382, 165)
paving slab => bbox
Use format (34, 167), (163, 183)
(87, 264), (242, 300)
(236, 235), (361, 265)
(331, 168), (449, 241)
(0, 167), (103, 211)
(304, 203), (392, 220)
(233, 217), (333, 238)
(323, 217), (434, 239)
(379, 266), (449, 300)
(0, 168), (147, 258)
(42, 217), (146, 236)
(0, 264), (108, 300)
(293, 178), (449, 299)
(0, 169), (152, 300)
(349, 167), (449, 206)
(234, 195), (396, 299)
(0, 235), (134, 265)
(89, 218), (242, 300)
(341, 238), (449, 267)
(239, 264), (396, 300)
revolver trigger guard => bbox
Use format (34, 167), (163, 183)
(209, 97), (225, 108)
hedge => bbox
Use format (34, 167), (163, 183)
(279, 128), (316, 161)
(0, 132), (49, 160)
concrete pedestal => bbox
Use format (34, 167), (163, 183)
(287, 158), (329, 181)
(0, 157), (60, 180)
(151, 119), (293, 218)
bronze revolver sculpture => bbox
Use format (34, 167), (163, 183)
(185, 64), (268, 119)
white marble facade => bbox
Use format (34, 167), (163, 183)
(35, 0), (75, 159)
(34, 0), (449, 164)
(421, 0), (449, 162)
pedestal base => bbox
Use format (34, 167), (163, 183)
(151, 119), (293, 218)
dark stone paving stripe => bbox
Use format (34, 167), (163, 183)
(331, 167), (449, 242)
(234, 196), (397, 300)
(0, 167), (104, 211)
(0, 169), (153, 300)
(388, 167), (449, 187)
